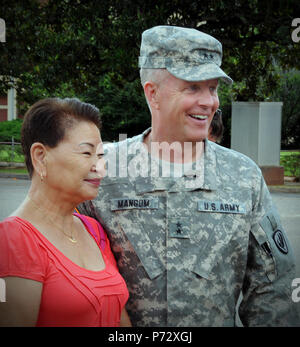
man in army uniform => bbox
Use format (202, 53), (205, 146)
(79, 26), (299, 326)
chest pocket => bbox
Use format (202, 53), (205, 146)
(193, 212), (250, 279)
(110, 196), (165, 281)
(171, 197), (251, 281)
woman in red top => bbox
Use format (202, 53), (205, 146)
(0, 98), (131, 327)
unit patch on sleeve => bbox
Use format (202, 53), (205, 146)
(272, 229), (289, 254)
(197, 200), (246, 214)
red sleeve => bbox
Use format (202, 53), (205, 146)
(0, 217), (46, 282)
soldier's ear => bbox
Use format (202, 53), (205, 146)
(144, 81), (160, 110)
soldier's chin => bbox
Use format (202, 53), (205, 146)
(184, 126), (209, 143)
(187, 132), (208, 143)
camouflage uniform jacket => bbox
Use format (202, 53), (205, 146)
(89, 128), (298, 327)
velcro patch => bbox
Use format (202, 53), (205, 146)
(168, 218), (190, 239)
(111, 198), (159, 211)
(197, 200), (246, 214)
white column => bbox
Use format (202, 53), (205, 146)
(7, 87), (17, 121)
(231, 102), (283, 166)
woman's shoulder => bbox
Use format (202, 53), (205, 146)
(0, 215), (48, 240)
(0, 216), (34, 239)
(0, 216), (47, 281)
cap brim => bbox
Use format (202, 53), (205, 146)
(167, 63), (233, 85)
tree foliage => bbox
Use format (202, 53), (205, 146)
(271, 69), (300, 149)
(0, 119), (23, 142)
(0, 0), (300, 143)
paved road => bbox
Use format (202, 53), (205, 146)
(0, 177), (300, 276)
(0, 177), (30, 220)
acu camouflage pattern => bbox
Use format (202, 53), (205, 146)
(79, 128), (299, 327)
(139, 25), (233, 84)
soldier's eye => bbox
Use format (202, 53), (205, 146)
(209, 85), (218, 93)
(189, 84), (199, 91)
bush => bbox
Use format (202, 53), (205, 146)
(0, 144), (24, 162)
(0, 119), (23, 143)
(280, 152), (300, 179)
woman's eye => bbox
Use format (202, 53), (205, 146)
(83, 152), (91, 156)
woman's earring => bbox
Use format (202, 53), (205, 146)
(40, 173), (44, 182)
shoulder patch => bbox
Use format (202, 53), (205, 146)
(257, 208), (295, 279)
(273, 229), (288, 254)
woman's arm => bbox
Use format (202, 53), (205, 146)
(0, 277), (43, 327)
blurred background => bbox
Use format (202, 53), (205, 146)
(0, 0), (299, 179)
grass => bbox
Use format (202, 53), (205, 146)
(0, 167), (28, 174)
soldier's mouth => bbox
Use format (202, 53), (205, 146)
(188, 114), (208, 121)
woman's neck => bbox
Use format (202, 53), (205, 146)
(14, 180), (77, 228)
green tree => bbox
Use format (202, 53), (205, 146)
(1, 0), (300, 142)
(0, 119), (23, 142)
(271, 69), (300, 149)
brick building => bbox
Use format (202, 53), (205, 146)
(0, 87), (17, 122)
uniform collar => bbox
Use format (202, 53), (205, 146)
(167, 139), (217, 192)
(135, 128), (218, 192)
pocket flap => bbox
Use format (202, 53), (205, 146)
(116, 213), (165, 280)
(191, 255), (216, 280)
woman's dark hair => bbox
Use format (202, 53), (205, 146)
(209, 109), (224, 143)
(21, 97), (101, 178)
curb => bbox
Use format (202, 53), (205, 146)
(0, 172), (30, 180)
(0, 162), (26, 168)
(268, 185), (300, 194)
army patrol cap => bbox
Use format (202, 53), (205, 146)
(139, 25), (233, 84)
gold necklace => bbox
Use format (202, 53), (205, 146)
(28, 197), (77, 244)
